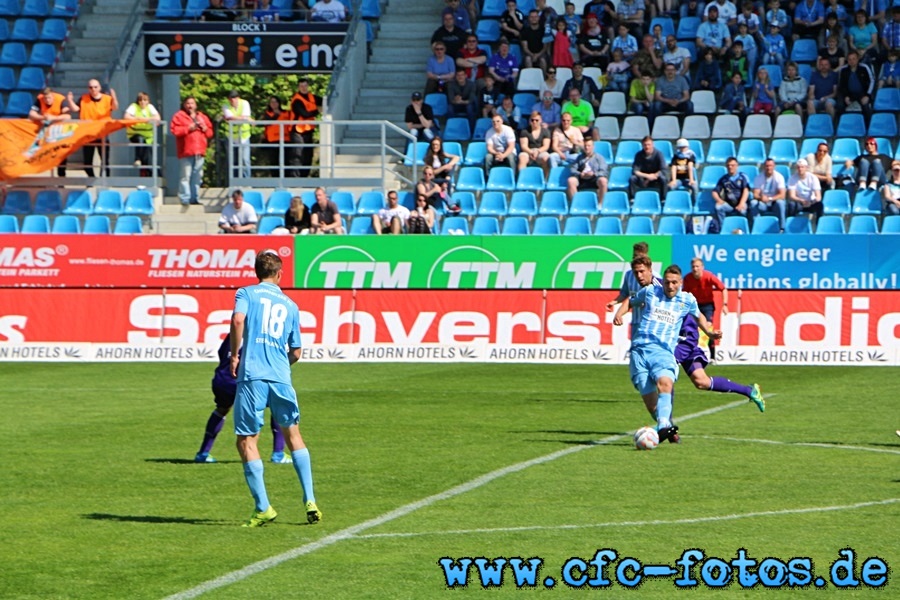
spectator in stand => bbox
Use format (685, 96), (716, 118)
(456, 35), (487, 82)
(749, 66), (776, 115)
(582, 0), (613, 37)
(578, 13), (610, 68)
(29, 86), (73, 177)
(536, 0), (559, 41)
(485, 113), (517, 171)
(219, 189), (258, 234)
(693, 47), (723, 91)
(712, 156), (751, 224)
(445, 0), (471, 33)
(282, 0), (309, 21)
(416, 164), (460, 213)
(818, 12), (848, 54)
(807, 56), (839, 117)
(563, 1), (583, 41)
(705, 0), (738, 31)
(68, 79), (118, 178)
(310, 0), (346, 22)
(540, 66), (567, 100)
(424, 136), (460, 188)
(549, 112), (585, 168)
(751, 158), (789, 229)
(447, 68), (477, 126)
(793, 0), (825, 41)
(837, 49), (874, 118)
(488, 39), (520, 97)
(606, 48), (632, 91)
(201, 0), (237, 21)
(405, 91), (439, 142)
(478, 74), (502, 117)
(409, 194), (436, 234)
(432, 10), (465, 59)
(881, 6), (900, 55)
(762, 23), (788, 69)
(616, 0), (645, 38)
(629, 71), (655, 116)
(260, 95), (290, 176)
(631, 33), (663, 79)
(787, 158), (823, 220)
(518, 111), (552, 176)
(846, 137), (892, 190)
(170, 96), (213, 206)
(561, 86), (596, 140)
(736, 1), (761, 41)
(680, 0), (705, 19)
(567, 138), (609, 206)
(696, 6), (732, 60)
(310, 187), (345, 234)
(663, 35), (692, 81)
(284, 196), (311, 234)
(289, 78), (321, 178)
(223, 89), (252, 179)
(500, 0), (526, 43)
(877, 49), (900, 88)
(682, 257), (729, 361)
(521, 10), (551, 71)
(561, 62), (602, 108)
(424, 42), (456, 96)
(720, 71), (748, 115)
(882, 160), (900, 215)
(630, 135), (668, 198)
(669, 138), (699, 197)
(497, 95), (522, 129)
(123, 92), (161, 177)
(553, 16), (576, 68)
(824, 0), (848, 29)
(858, 0), (887, 30)
(849, 9), (879, 65)
(611, 23), (639, 64)
(776, 61), (808, 117)
(731, 28), (756, 77)
(252, 0), (278, 21)
(532, 89), (562, 128)
(766, 0), (791, 38)
(818, 33), (846, 70)
(806, 141), (835, 190)
(372, 190), (410, 235)
(652, 62), (693, 124)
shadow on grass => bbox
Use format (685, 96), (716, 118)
(145, 458), (241, 465)
(529, 397), (627, 404)
(83, 513), (230, 525)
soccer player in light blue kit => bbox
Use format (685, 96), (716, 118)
(629, 263), (701, 443)
(230, 249), (321, 527)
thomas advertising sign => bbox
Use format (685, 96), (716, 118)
(142, 22), (347, 73)
(293, 236), (673, 289)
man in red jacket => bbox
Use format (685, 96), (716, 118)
(682, 257), (729, 361)
(170, 97), (213, 205)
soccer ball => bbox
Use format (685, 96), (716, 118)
(634, 426), (659, 450)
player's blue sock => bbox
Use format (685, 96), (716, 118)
(270, 416), (285, 454)
(243, 459), (269, 512)
(198, 411), (225, 455)
(656, 393), (673, 428)
(709, 377), (753, 398)
(291, 448), (315, 504)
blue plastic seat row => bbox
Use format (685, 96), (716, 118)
(1, 189), (155, 216)
(0, 214), (143, 234)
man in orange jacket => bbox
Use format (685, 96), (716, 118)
(68, 79), (118, 178)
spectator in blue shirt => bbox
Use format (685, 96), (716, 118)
(762, 23), (788, 68)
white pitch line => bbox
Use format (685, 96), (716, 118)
(163, 398), (750, 600)
(694, 435), (900, 455)
(353, 498), (900, 540)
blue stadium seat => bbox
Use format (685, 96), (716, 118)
(563, 215), (592, 235)
(873, 87), (900, 112)
(706, 139), (736, 164)
(790, 38), (818, 63)
(614, 140), (641, 165)
(16, 66), (45, 91)
(0, 19), (8, 41)
(804, 114), (834, 138)
(721, 215), (749, 234)
(699, 165), (727, 190)
(330, 191), (356, 214)
(0, 66), (14, 91)
(21, 0), (50, 16)
(184, 0), (209, 19)
(501, 216), (531, 235)
(472, 216), (500, 235)
(486, 166), (516, 191)
(475, 19), (500, 42)
(874, 137), (893, 157)
(760, 64), (781, 87)
(513, 92), (537, 113)
(51, 214), (80, 234)
(455, 167), (486, 192)
(92, 190), (124, 215)
(124, 190), (154, 216)
(155, 0), (183, 19)
(403, 141), (428, 167)
(2, 190), (30, 214)
(848, 215), (878, 234)
(441, 216), (469, 235)
(516, 166), (545, 191)
(83, 215), (111, 234)
(631, 190), (662, 215)
(694, 191), (716, 215)
(478, 191), (508, 216)
(822, 189), (851, 215)
(424, 93), (448, 118)
(113, 215), (143, 234)
(10, 18), (39, 42)
(599, 191), (629, 216)
(545, 166), (570, 191)
(768, 139), (798, 164)
(784, 215), (813, 234)
(257, 215), (285, 234)
(33, 190), (62, 214)
(657, 215), (686, 235)
(815, 215), (845, 234)
(349, 216), (376, 235)
(51, 0), (78, 16)
(832, 138), (861, 163)
(836, 113), (866, 138)
(265, 190), (294, 215)
(27, 42), (57, 67)
(738, 164), (759, 182)
(21, 214), (49, 233)
(0, 42), (27, 65)
(799, 138), (827, 159)
(607, 166), (631, 191)
(532, 215), (561, 235)
(0, 0), (18, 16)
(851, 189), (881, 215)
(662, 190), (693, 216)
(538, 191), (568, 216)
(63, 190), (93, 215)
(508, 191), (538, 216)
(241, 190), (265, 214)
(355, 190), (385, 216)
(595, 140), (614, 164)
(625, 215), (655, 235)
(676, 16), (700, 40)
(443, 117), (471, 142)
(594, 216), (624, 234)
(650, 16), (675, 38)
(0, 214), (17, 232)
(569, 191), (600, 217)
(463, 141), (487, 166)
(450, 191), (477, 216)
(443, 141), (463, 161)
(472, 117), (492, 140)
(882, 215), (900, 233)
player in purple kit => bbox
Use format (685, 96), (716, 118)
(194, 333), (291, 464)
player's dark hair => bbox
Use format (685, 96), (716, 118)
(633, 241), (649, 255)
(631, 255), (652, 269)
(256, 250), (283, 280)
(664, 264), (682, 277)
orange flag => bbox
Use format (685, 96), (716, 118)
(0, 119), (139, 180)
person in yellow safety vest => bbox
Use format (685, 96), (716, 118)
(289, 78), (322, 178)
(223, 89), (253, 179)
(124, 92), (161, 177)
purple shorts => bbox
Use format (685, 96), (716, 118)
(676, 341), (709, 376)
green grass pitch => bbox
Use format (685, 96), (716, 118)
(1, 363), (898, 598)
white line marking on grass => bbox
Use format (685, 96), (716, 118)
(694, 436), (900, 456)
(352, 498), (900, 540)
(164, 398), (752, 599)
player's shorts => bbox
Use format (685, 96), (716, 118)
(233, 379), (300, 436)
(630, 345), (678, 395)
(675, 341), (710, 376)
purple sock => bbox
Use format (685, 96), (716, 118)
(709, 377), (753, 398)
(270, 415), (285, 454)
(198, 411), (226, 455)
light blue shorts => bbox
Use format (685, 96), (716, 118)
(630, 345), (678, 395)
(233, 379), (300, 436)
